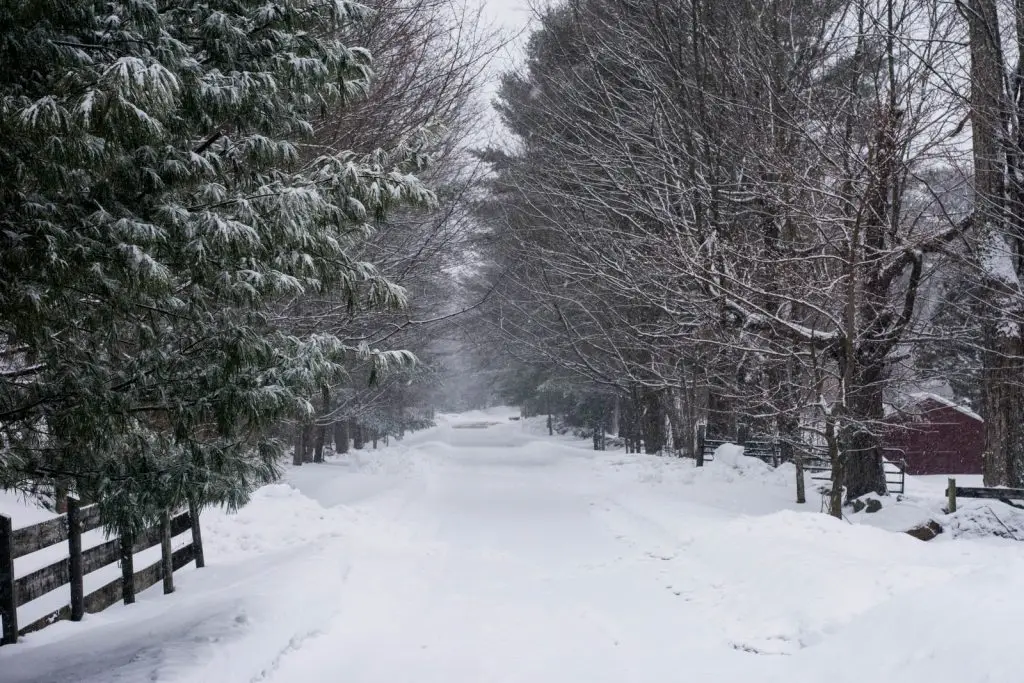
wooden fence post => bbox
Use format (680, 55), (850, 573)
(0, 514), (17, 644)
(67, 499), (85, 621)
(160, 512), (174, 595)
(188, 500), (205, 569)
(947, 477), (957, 514)
(120, 529), (135, 605)
(696, 424), (706, 467)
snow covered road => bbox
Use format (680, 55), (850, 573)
(3, 408), (1024, 682)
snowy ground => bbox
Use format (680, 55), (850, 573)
(2, 408), (1023, 683)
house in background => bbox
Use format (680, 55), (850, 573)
(883, 393), (984, 475)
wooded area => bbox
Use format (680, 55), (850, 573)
(466, 0), (1024, 516)
(3, 0), (1024, 531)
(0, 0), (500, 533)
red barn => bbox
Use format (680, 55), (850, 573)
(884, 393), (984, 475)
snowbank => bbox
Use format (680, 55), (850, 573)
(201, 484), (353, 561)
(944, 503), (1024, 541)
(776, 561), (1024, 683)
(0, 489), (58, 527)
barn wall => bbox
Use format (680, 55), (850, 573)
(884, 402), (984, 475)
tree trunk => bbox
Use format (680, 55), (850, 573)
(842, 367), (887, 500)
(665, 389), (687, 456)
(313, 425), (325, 463)
(825, 414), (842, 519)
(320, 388), (332, 453)
(642, 390), (667, 454)
(352, 422), (365, 450)
(778, 410), (804, 504)
(334, 421), (349, 454)
(963, 0), (1024, 486)
(983, 335), (1024, 485)
(610, 395), (620, 436)
(302, 424), (314, 463)
(292, 426), (304, 466)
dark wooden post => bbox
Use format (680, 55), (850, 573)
(0, 513), (17, 644)
(947, 477), (957, 513)
(188, 500), (205, 569)
(737, 423), (750, 448)
(67, 499), (85, 621)
(696, 423), (706, 467)
(160, 512), (174, 595)
(120, 529), (136, 605)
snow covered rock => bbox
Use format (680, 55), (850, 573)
(905, 520), (943, 541)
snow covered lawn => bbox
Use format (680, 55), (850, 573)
(2, 407), (1022, 683)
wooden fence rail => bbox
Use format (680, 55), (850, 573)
(0, 499), (205, 645)
(946, 478), (1024, 513)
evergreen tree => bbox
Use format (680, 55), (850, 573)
(0, 0), (430, 532)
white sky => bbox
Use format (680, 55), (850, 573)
(472, 0), (534, 146)
(479, 0), (532, 60)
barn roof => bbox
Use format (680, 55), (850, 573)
(905, 392), (983, 422)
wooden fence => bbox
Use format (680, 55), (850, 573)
(946, 478), (1024, 513)
(696, 425), (906, 494)
(803, 454), (907, 496)
(0, 499), (205, 645)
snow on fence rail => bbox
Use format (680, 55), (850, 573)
(0, 499), (205, 645)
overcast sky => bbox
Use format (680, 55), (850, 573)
(472, 0), (533, 145)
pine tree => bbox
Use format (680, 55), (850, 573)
(0, 0), (430, 533)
